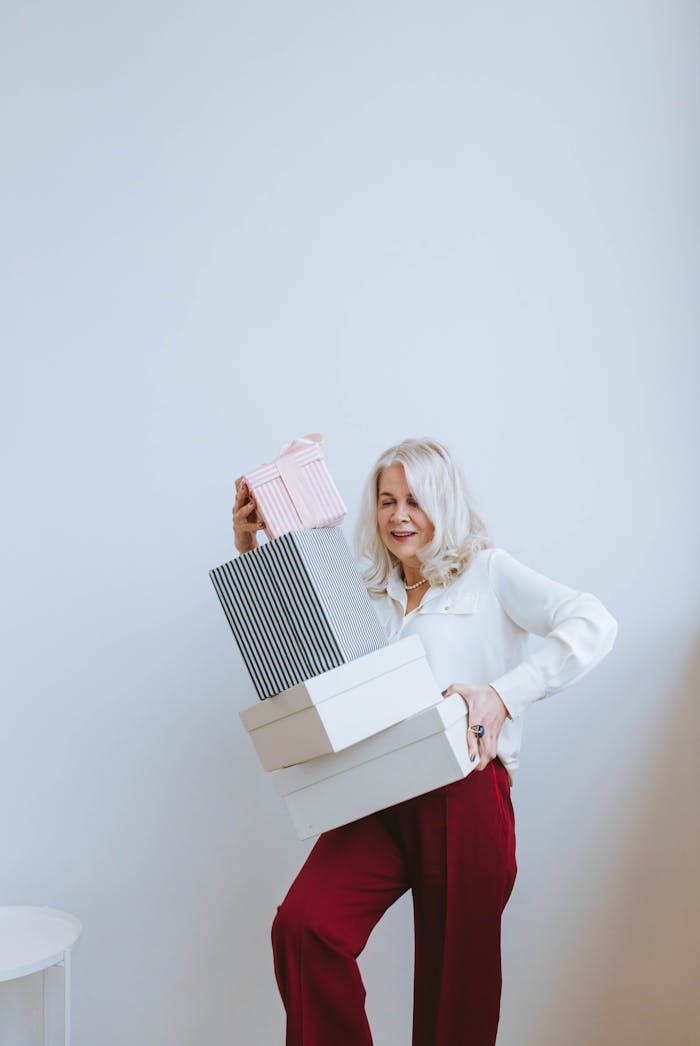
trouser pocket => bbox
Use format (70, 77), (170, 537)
(490, 760), (508, 830)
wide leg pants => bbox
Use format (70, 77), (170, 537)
(271, 757), (517, 1046)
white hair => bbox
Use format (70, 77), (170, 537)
(353, 436), (492, 595)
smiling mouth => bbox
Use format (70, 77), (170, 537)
(391, 531), (416, 538)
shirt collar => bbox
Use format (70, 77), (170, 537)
(386, 564), (406, 607)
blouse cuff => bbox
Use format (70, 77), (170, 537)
(489, 661), (547, 720)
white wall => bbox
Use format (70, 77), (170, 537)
(2, 2), (698, 1043)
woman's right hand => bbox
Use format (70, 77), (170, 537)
(232, 477), (266, 554)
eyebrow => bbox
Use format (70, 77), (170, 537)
(378, 491), (416, 497)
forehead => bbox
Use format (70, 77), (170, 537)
(377, 462), (412, 495)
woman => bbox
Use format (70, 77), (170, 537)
(232, 436), (618, 1046)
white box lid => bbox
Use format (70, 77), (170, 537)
(239, 634), (426, 730)
(271, 692), (467, 795)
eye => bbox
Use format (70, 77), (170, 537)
(379, 498), (420, 508)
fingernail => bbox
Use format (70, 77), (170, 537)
(470, 753), (476, 762)
(441, 688), (447, 696)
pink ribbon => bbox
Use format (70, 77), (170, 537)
(276, 433), (323, 457)
(274, 433), (326, 526)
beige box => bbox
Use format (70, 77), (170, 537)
(271, 693), (475, 839)
(239, 635), (442, 771)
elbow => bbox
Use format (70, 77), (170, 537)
(601, 610), (618, 656)
(565, 592), (618, 661)
(588, 594), (618, 656)
(607, 609), (618, 644)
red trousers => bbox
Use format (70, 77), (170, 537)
(271, 757), (517, 1046)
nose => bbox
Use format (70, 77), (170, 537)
(390, 505), (411, 524)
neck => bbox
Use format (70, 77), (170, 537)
(401, 563), (427, 587)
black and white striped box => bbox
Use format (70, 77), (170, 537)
(209, 527), (389, 700)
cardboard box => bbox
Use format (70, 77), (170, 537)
(271, 693), (475, 839)
(209, 527), (388, 699)
(239, 635), (441, 770)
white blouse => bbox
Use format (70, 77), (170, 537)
(368, 547), (618, 786)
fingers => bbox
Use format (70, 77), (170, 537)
(235, 512), (265, 533)
(236, 499), (258, 521)
(466, 710), (497, 771)
(475, 732), (496, 772)
(465, 706), (480, 765)
(466, 707), (494, 770)
(448, 684), (500, 772)
(442, 685), (480, 766)
(234, 477), (250, 507)
(233, 482), (260, 518)
(232, 479), (266, 534)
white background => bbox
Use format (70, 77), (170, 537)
(1, 2), (698, 1043)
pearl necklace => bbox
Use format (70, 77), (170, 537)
(404, 577), (429, 590)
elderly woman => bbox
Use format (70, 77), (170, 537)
(232, 437), (618, 1046)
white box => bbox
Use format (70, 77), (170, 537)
(271, 693), (475, 839)
(239, 635), (442, 771)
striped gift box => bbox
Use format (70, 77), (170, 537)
(244, 433), (347, 539)
(209, 527), (388, 700)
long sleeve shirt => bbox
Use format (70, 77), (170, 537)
(368, 547), (618, 786)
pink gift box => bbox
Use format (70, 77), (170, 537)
(244, 433), (347, 540)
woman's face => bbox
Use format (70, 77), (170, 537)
(376, 463), (435, 565)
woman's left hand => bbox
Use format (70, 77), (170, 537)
(441, 683), (510, 771)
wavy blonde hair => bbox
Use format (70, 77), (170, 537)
(353, 437), (492, 596)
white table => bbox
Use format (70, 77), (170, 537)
(0, 907), (82, 1045)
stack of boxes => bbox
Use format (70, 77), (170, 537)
(210, 434), (476, 839)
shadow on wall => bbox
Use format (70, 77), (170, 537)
(527, 636), (700, 1046)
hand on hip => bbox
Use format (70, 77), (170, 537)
(441, 683), (510, 771)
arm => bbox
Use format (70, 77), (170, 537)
(487, 549), (618, 720)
